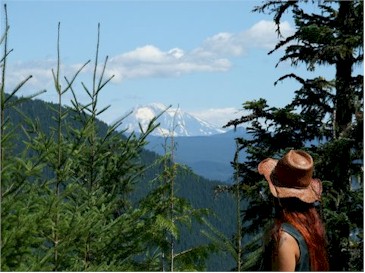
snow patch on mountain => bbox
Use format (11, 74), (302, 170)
(120, 103), (227, 137)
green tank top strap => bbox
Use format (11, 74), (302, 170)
(281, 223), (310, 271)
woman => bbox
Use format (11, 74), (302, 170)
(258, 149), (329, 271)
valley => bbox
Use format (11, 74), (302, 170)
(120, 102), (249, 183)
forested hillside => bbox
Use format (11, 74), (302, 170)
(0, 6), (243, 268)
(3, 95), (237, 271)
(2, 1), (362, 271)
(145, 129), (249, 182)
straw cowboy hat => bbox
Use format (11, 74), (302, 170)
(258, 150), (322, 203)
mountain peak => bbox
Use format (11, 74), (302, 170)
(121, 103), (226, 137)
(148, 102), (169, 111)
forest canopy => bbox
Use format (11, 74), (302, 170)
(1, 1), (363, 271)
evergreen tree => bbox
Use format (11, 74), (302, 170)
(1, 8), (225, 270)
(1, 5), (47, 270)
(1, 11), (157, 270)
(223, 1), (363, 271)
(138, 110), (214, 271)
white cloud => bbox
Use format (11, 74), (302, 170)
(114, 45), (167, 64)
(6, 59), (90, 98)
(192, 20), (294, 59)
(168, 48), (184, 59)
(6, 20), (294, 90)
(79, 20), (293, 84)
(105, 20), (294, 82)
(191, 107), (247, 128)
(198, 32), (244, 57)
(244, 20), (294, 49)
(105, 45), (231, 82)
(6, 60), (55, 92)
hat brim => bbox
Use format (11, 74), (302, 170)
(258, 158), (322, 203)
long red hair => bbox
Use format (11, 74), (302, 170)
(271, 198), (329, 271)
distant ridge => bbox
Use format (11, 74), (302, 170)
(120, 103), (227, 137)
(145, 127), (249, 183)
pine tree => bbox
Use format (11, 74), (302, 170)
(138, 108), (214, 271)
(223, 1), (363, 271)
(34, 23), (160, 271)
(1, 4), (245, 270)
(1, 4), (48, 270)
(1, 11), (158, 270)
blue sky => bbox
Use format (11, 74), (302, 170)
(3, 0), (338, 127)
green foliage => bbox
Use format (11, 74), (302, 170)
(138, 125), (215, 271)
(223, 0), (363, 271)
(2, 95), (237, 272)
(1, 6), (237, 271)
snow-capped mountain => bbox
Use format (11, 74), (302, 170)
(120, 103), (227, 137)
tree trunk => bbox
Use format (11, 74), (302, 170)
(335, 1), (355, 138)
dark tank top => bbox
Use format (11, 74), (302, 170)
(261, 223), (310, 271)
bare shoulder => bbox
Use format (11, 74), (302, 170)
(280, 231), (299, 251)
(272, 231), (300, 271)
